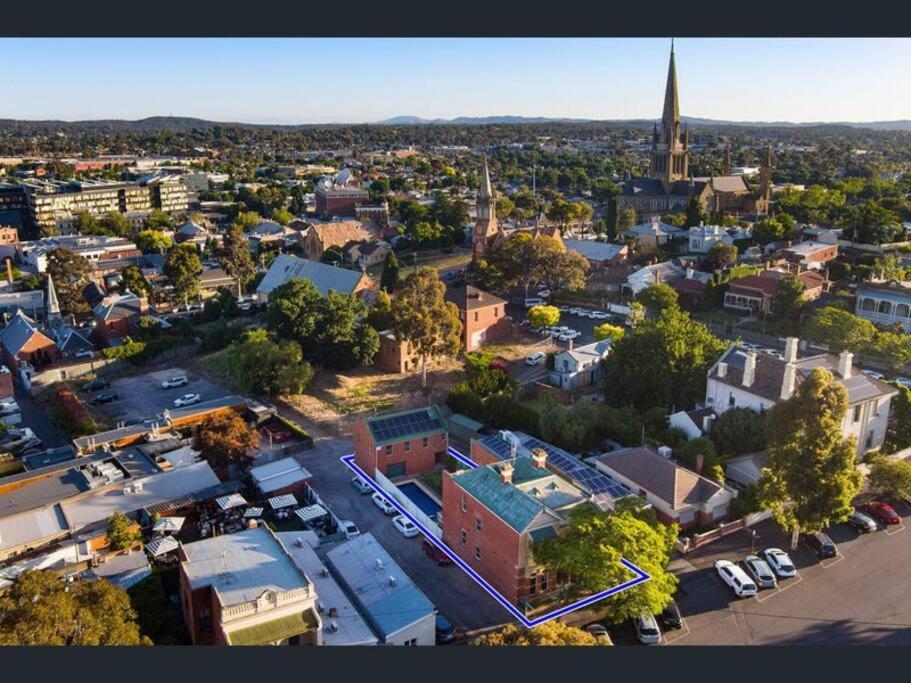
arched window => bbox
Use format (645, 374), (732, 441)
(897, 303), (911, 319)
(860, 298), (876, 312)
(878, 300), (893, 315)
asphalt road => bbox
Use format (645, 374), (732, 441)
(288, 433), (512, 633)
(664, 506), (911, 645)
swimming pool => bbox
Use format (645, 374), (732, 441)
(397, 482), (442, 517)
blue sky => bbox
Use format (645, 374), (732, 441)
(4, 38), (911, 124)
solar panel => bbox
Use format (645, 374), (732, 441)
(370, 409), (443, 442)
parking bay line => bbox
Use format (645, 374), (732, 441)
(886, 524), (906, 536)
(661, 618), (690, 645)
(819, 554), (845, 569)
(754, 572), (803, 603)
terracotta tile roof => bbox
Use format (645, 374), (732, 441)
(311, 220), (379, 250)
(728, 274), (778, 297)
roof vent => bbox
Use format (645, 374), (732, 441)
(388, 575), (397, 587)
(375, 558), (384, 570)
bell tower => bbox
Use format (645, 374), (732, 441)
(649, 40), (689, 191)
(472, 156), (499, 259)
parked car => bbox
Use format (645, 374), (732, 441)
(743, 555), (777, 589)
(847, 509), (878, 533)
(12, 437), (43, 456)
(659, 599), (682, 629)
(161, 375), (189, 389)
(90, 390), (119, 405)
(261, 424), (291, 443)
(804, 531), (837, 559)
(715, 559), (758, 597)
(584, 623), (613, 645)
(536, 289), (551, 298)
(422, 539), (453, 566)
(893, 376), (911, 389)
(525, 352), (546, 366)
(173, 393), (201, 408)
(0, 401), (20, 417)
(762, 548), (797, 578)
(634, 612), (662, 644)
(862, 369), (886, 381)
(371, 491), (397, 515)
(392, 514), (420, 538)
(435, 613), (457, 644)
(860, 500), (901, 526)
(338, 520), (360, 540)
(351, 476), (373, 494)
(523, 297), (545, 308)
(82, 377), (110, 392)
(73, 350), (94, 360)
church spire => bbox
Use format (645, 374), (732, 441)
(472, 155), (499, 260)
(662, 39), (679, 127)
(46, 273), (61, 322)
(479, 155), (493, 211)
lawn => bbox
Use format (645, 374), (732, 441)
(693, 310), (745, 326)
(368, 249), (472, 278)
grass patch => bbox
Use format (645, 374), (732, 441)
(694, 310), (744, 326)
(276, 416), (311, 441)
(0, 460), (24, 477)
(327, 381), (395, 415)
(420, 470), (443, 496)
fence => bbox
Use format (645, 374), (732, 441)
(27, 357), (121, 396)
(675, 510), (772, 554)
(372, 468), (442, 539)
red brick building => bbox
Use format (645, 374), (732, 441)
(314, 184), (370, 218)
(0, 309), (60, 373)
(781, 241), (838, 268)
(92, 293), (150, 346)
(373, 330), (420, 374)
(353, 406), (448, 480)
(441, 450), (589, 605)
(724, 269), (824, 316)
(444, 286), (510, 352)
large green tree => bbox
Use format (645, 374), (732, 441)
(309, 291), (379, 370)
(804, 306), (876, 352)
(710, 407), (767, 457)
(164, 243), (203, 304)
(119, 264), (152, 299)
(134, 229), (173, 253)
(532, 502), (679, 623)
(266, 278), (323, 343)
(770, 274), (805, 333)
(867, 455), (911, 500)
(637, 283), (679, 313)
(106, 511), (140, 551)
(472, 621), (600, 646)
(380, 250), (401, 293)
(757, 368), (862, 548)
(601, 307), (726, 411)
(392, 267), (462, 387)
(196, 410), (260, 469)
(218, 223), (256, 296)
(46, 247), (91, 315)
(225, 328), (313, 397)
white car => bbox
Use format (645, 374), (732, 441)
(761, 548), (797, 578)
(634, 612), (662, 645)
(372, 491), (397, 515)
(894, 376), (911, 388)
(523, 297), (545, 308)
(592, 311), (610, 320)
(392, 515), (420, 538)
(338, 519), (361, 539)
(862, 369), (886, 381)
(161, 375), (189, 389)
(715, 559), (758, 598)
(558, 331), (576, 342)
(173, 393), (201, 408)
(569, 307), (584, 315)
(526, 352), (546, 366)
(351, 476), (373, 494)
(558, 306), (571, 313)
(537, 289), (551, 299)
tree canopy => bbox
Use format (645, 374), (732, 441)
(472, 621), (600, 646)
(219, 223), (256, 294)
(637, 283), (679, 313)
(46, 247), (91, 316)
(164, 243), (203, 303)
(225, 328), (314, 397)
(195, 410), (260, 469)
(106, 511), (141, 551)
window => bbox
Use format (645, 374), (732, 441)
(404, 638), (417, 646)
(385, 445), (393, 457)
(528, 575), (537, 595)
(404, 440), (412, 453)
(494, 307), (499, 318)
(422, 436), (429, 448)
(540, 573), (548, 591)
(473, 312), (479, 322)
(728, 393), (736, 407)
(460, 528), (466, 545)
(475, 546), (481, 561)
(461, 495), (467, 512)
(854, 405), (862, 422)
(475, 517), (482, 532)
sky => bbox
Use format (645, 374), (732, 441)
(4, 38), (911, 124)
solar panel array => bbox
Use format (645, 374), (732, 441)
(370, 409), (444, 443)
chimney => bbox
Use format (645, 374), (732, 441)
(702, 414), (715, 433)
(781, 363), (797, 400)
(531, 448), (548, 470)
(742, 351), (757, 388)
(837, 350), (853, 379)
(784, 337), (798, 363)
(568, 338), (574, 352)
(695, 454), (704, 474)
(686, 267), (694, 279)
(4, 258), (11, 286)
(499, 462), (514, 485)
(717, 362), (727, 378)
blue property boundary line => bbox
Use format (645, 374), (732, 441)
(341, 447), (651, 628)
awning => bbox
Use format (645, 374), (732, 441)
(268, 494), (298, 510)
(152, 516), (185, 533)
(216, 493), (248, 511)
(225, 608), (318, 646)
(294, 505), (328, 523)
(145, 536), (180, 557)
(243, 507), (264, 519)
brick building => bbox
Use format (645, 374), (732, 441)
(444, 285), (509, 352)
(314, 183), (370, 218)
(723, 269), (824, 316)
(353, 406), (448, 480)
(92, 292), (151, 346)
(0, 309), (60, 374)
(373, 330), (420, 374)
(781, 241), (838, 268)
(302, 220), (379, 261)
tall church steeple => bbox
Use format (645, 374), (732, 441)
(472, 155), (499, 260)
(649, 40), (688, 190)
(46, 273), (61, 325)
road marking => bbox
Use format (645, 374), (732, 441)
(754, 572), (803, 603)
(886, 524), (906, 536)
(819, 554), (844, 569)
(661, 618), (690, 645)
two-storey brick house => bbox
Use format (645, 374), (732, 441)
(353, 406), (448, 479)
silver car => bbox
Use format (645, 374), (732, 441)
(743, 554), (777, 589)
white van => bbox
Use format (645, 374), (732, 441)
(524, 297), (545, 308)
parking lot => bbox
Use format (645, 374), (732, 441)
(662, 505), (911, 645)
(290, 435), (511, 635)
(85, 367), (230, 424)
(506, 302), (615, 350)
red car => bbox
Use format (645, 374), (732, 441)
(422, 539), (453, 566)
(861, 501), (901, 526)
(262, 425), (291, 443)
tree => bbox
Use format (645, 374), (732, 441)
(367, 290), (394, 330)
(594, 322), (625, 342)
(271, 208), (294, 225)
(392, 267), (462, 388)
(867, 456), (911, 500)
(532, 504), (678, 623)
(605, 198), (619, 241)
(472, 621), (599, 646)
(99, 211), (131, 237)
(46, 247), (91, 315)
(196, 410), (260, 469)
(770, 275), (805, 333)
(804, 306), (876, 352)
(710, 407), (767, 457)
(135, 229), (173, 253)
(751, 217), (789, 245)
(0, 570), (149, 645)
(885, 384), (911, 454)
(601, 307), (726, 411)
(675, 437), (724, 483)
(144, 209), (174, 229)
(106, 511), (140, 551)
(119, 264), (152, 299)
(308, 291), (380, 370)
(218, 223), (256, 295)
(637, 283), (679, 313)
(539, 245), (588, 294)
(684, 197), (706, 228)
(73, 211), (99, 234)
(873, 253), (909, 281)
(267, 278), (323, 343)
(164, 243), (203, 304)
(225, 328), (313, 396)
(757, 368), (862, 548)
(618, 206), (637, 230)
(380, 250), (401, 293)
(704, 242), (738, 269)
(527, 304), (560, 329)
(320, 245), (344, 264)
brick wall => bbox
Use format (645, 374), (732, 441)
(353, 419), (446, 478)
(460, 303), (510, 352)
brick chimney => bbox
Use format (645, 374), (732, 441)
(568, 338), (574, 352)
(499, 462), (514, 485)
(781, 362), (797, 400)
(4, 258), (11, 286)
(837, 350), (853, 379)
(742, 351), (757, 388)
(695, 454), (704, 474)
(531, 448), (548, 469)
(784, 337), (798, 363)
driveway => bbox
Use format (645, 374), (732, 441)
(664, 507), (911, 645)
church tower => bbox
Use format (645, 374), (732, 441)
(46, 273), (62, 326)
(722, 147), (732, 176)
(472, 156), (499, 259)
(648, 41), (689, 191)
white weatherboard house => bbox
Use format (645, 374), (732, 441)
(705, 337), (897, 456)
(549, 340), (612, 391)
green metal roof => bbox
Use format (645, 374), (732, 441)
(453, 458), (551, 533)
(366, 405), (447, 446)
(225, 608), (318, 646)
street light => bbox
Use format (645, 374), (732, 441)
(750, 529), (757, 554)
